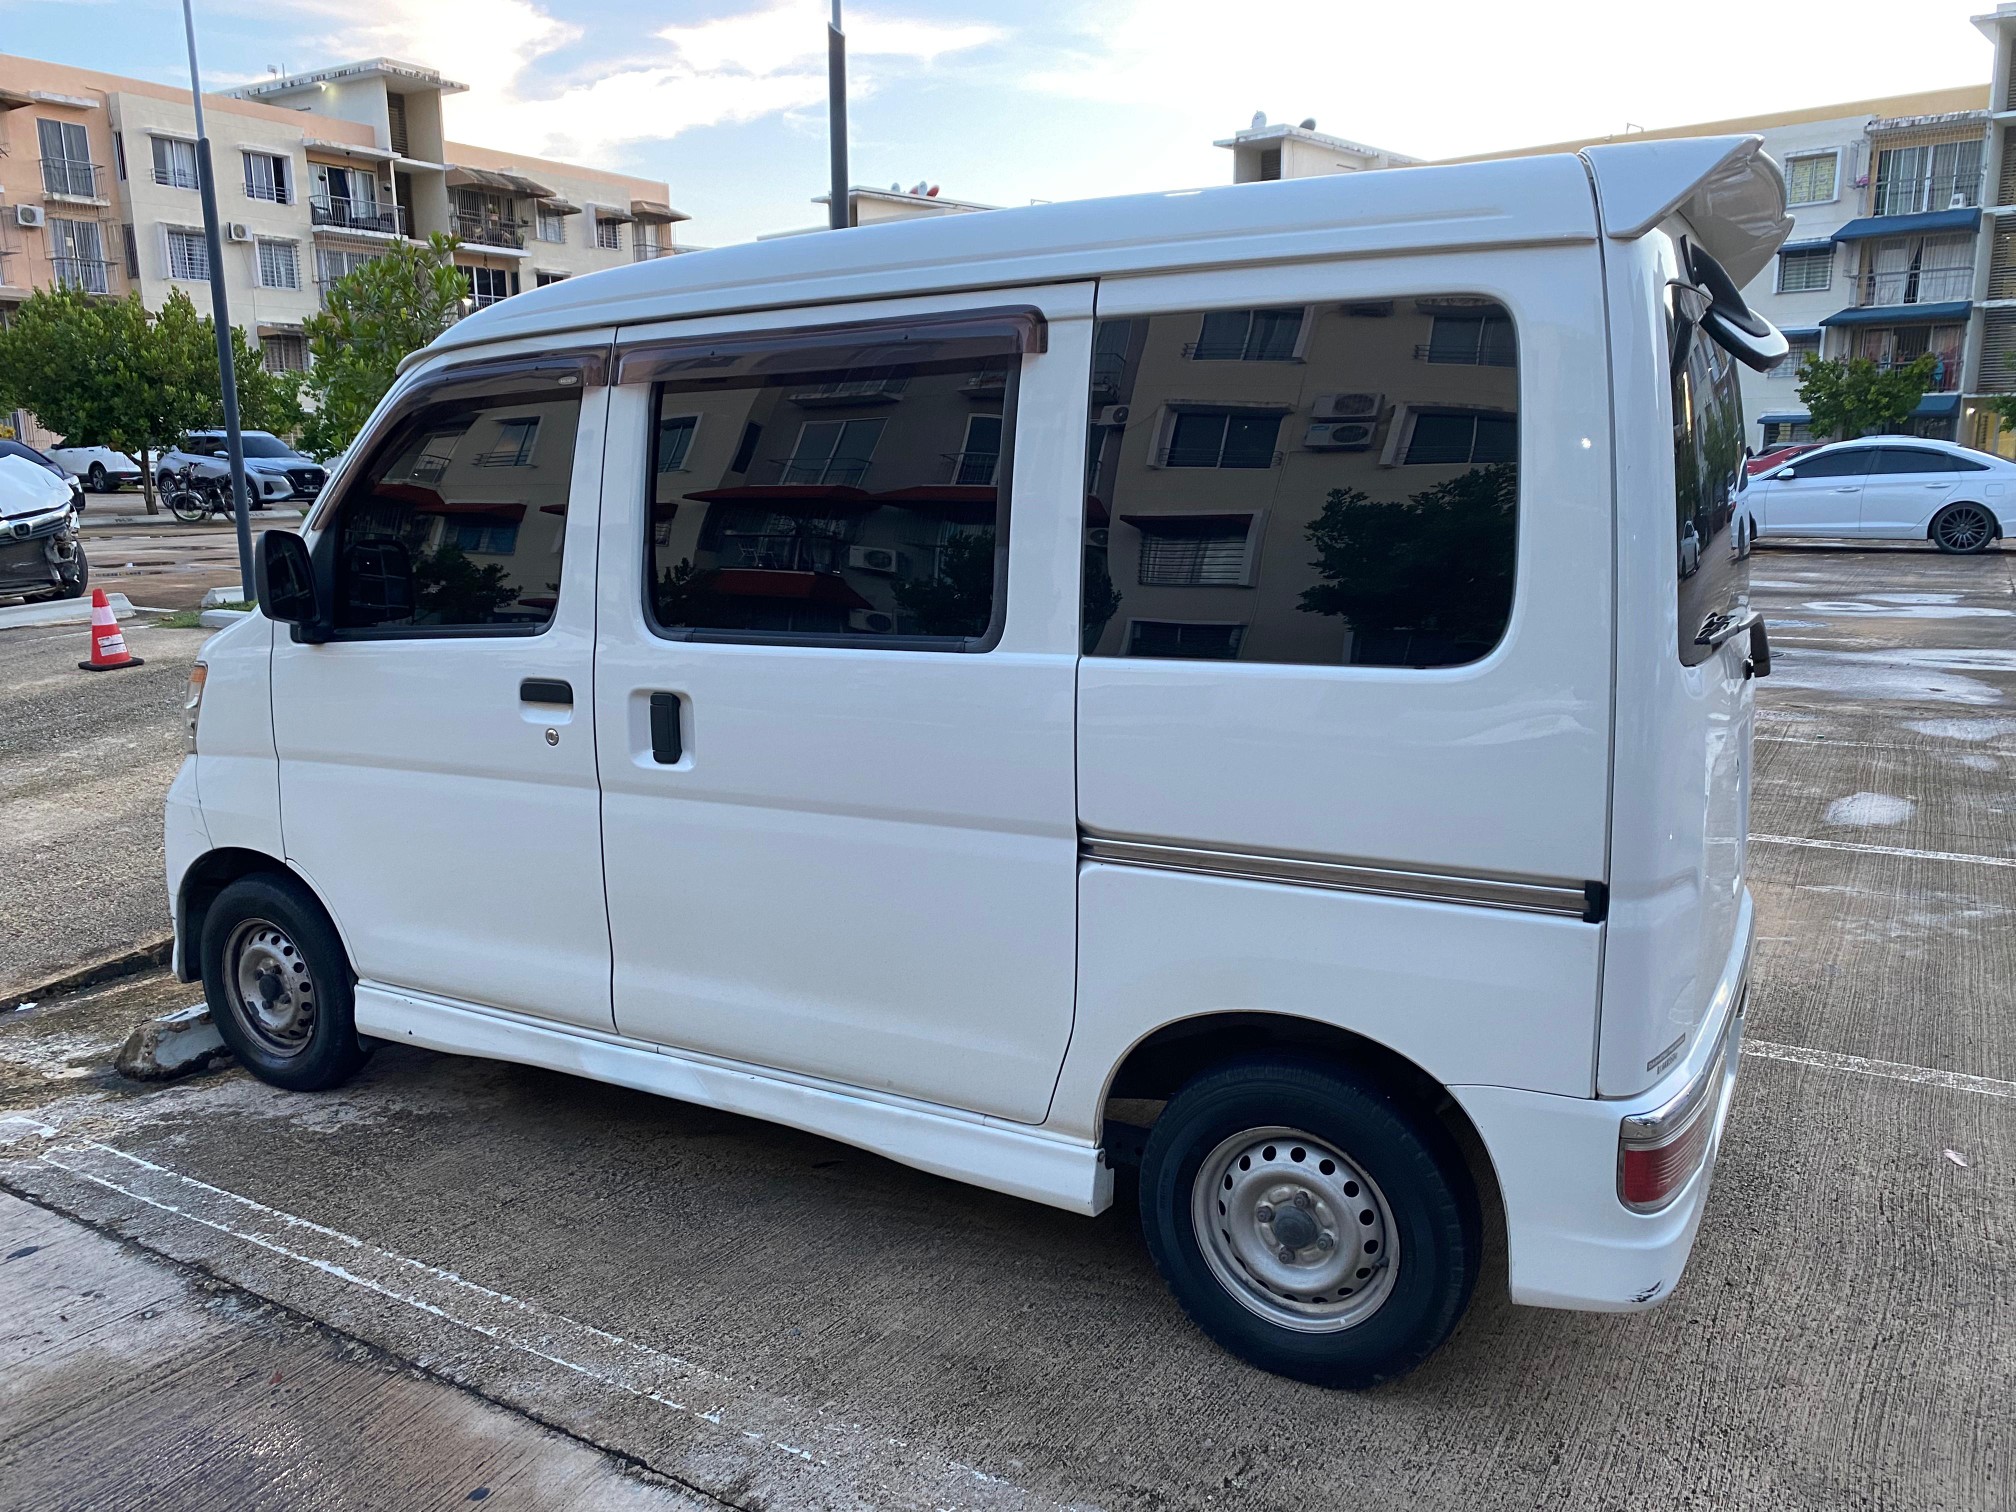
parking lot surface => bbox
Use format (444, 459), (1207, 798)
(2, 543), (2012, 1510)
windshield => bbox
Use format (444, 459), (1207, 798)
(240, 435), (302, 460)
(1670, 271), (1751, 665)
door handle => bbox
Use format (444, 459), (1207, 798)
(649, 691), (683, 763)
(520, 677), (573, 706)
(1831, 487), (1857, 493)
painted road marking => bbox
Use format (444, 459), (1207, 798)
(1751, 834), (2016, 869)
(1742, 1039), (2016, 1101)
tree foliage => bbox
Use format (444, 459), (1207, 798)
(1795, 353), (1937, 442)
(299, 234), (465, 457)
(890, 528), (995, 637)
(0, 286), (302, 509)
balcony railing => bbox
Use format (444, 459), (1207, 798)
(632, 241), (674, 262)
(452, 212), (524, 250)
(40, 158), (102, 200)
(52, 256), (114, 295)
(941, 450), (1000, 486)
(772, 456), (871, 487)
(1870, 170), (1983, 218)
(1852, 346), (1963, 391)
(1854, 267), (1975, 307)
(311, 195), (406, 236)
(1412, 342), (1515, 366)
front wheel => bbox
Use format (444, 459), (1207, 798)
(1932, 502), (1996, 555)
(169, 489), (211, 524)
(86, 462), (107, 492)
(55, 541), (87, 599)
(1140, 1057), (1480, 1389)
(200, 873), (369, 1092)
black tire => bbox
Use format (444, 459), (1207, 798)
(87, 462), (106, 492)
(169, 489), (211, 524)
(1931, 502), (1996, 555)
(1140, 1056), (1480, 1390)
(200, 872), (369, 1092)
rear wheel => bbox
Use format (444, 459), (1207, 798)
(169, 486), (211, 524)
(1932, 502), (1995, 554)
(201, 873), (369, 1091)
(1140, 1056), (1480, 1389)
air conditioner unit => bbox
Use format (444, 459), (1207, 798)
(1093, 404), (1130, 425)
(14, 204), (44, 229)
(847, 544), (901, 575)
(847, 608), (896, 634)
(226, 222), (254, 243)
(1305, 421), (1376, 450)
(1086, 526), (1110, 548)
(1314, 392), (1382, 420)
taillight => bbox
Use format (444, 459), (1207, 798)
(184, 661), (207, 754)
(1618, 1099), (1713, 1211)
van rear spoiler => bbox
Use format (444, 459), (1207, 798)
(1580, 135), (1793, 289)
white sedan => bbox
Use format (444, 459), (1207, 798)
(46, 443), (143, 493)
(1745, 437), (2010, 553)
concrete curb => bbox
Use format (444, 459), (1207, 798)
(201, 586), (248, 608)
(0, 592), (135, 630)
(115, 1004), (230, 1081)
(6, 936), (174, 1008)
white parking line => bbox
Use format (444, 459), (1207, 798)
(1742, 1039), (2016, 1101)
(1750, 834), (2016, 869)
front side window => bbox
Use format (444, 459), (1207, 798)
(1784, 152), (1838, 206)
(642, 328), (1016, 646)
(1669, 265), (1750, 665)
(328, 389), (581, 632)
(1786, 448), (1870, 479)
(1776, 247), (1833, 294)
(1084, 297), (1519, 668)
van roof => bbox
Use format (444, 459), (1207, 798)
(427, 135), (1786, 361)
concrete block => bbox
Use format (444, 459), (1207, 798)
(115, 1004), (230, 1081)
(201, 585), (247, 608)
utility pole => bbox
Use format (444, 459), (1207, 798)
(827, 1), (849, 231)
(180, 0), (255, 594)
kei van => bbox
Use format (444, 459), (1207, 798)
(170, 134), (1789, 1388)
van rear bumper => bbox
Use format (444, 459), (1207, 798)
(1452, 912), (1750, 1311)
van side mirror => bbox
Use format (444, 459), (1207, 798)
(255, 529), (320, 632)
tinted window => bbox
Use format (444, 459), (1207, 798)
(1785, 447), (1869, 479)
(1869, 447), (1984, 474)
(328, 390), (580, 632)
(1670, 279), (1750, 665)
(645, 337), (1013, 646)
(1083, 298), (1518, 668)
(240, 434), (298, 459)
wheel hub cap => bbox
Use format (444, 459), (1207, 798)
(1191, 1126), (1399, 1333)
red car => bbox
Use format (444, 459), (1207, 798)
(1746, 442), (1821, 476)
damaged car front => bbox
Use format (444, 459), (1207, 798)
(0, 453), (88, 601)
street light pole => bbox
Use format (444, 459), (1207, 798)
(180, 0), (255, 595)
(827, 1), (849, 231)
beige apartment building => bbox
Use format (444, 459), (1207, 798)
(0, 51), (680, 396)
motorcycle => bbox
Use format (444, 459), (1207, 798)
(165, 470), (235, 525)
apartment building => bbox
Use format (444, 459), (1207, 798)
(0, 51), (680, 388)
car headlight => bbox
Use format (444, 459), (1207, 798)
(184, 661), (207, 754)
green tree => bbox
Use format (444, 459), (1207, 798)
(1795, 353), (1937, 441)
(890, 528), (997, 637)
(300, 234), (465, 457)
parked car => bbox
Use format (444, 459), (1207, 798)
(1745, 436), (2010, 552)
(154, 431), (327, 505)
(173, 134), (1785, 1390)
(47, 441), (143, 493)
(1744, 441), (1819, 476)
(0, 452), (88, 600)
(0, 439), (86, 510)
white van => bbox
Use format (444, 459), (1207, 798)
(168, 136), (1788, 1388)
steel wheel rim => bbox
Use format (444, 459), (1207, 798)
(1190, 1125), (1400, 1333)
(1939, 507), (1991, 552)
(222, 917), (317, 1057)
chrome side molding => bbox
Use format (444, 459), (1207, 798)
(1079, 833), (1603, 921)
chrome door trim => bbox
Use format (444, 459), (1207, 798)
(1079, 833), (1603, 921)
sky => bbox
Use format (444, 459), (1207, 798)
(3, 0), (1999, 246)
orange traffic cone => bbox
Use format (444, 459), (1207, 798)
(78, 588), (143, 672)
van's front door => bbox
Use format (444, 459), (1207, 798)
(270, 357), (615, 1031)
(594, 290), (1091, 1123)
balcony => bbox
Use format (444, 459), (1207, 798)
(51, 257), (114, 296)
(631, 241), (675, 262)
(1849, 341), (1963, 392)
(451, 212), (524, 250)
(1870, 170), (1983, 219)
(1853, 266), (1975, 307)
(941, 450), (1000, 486)
(40, 157), (103, 201)
(311, 195), (406, 236)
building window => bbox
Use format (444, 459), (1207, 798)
(1873, 139), (1983, 217)
(49, 217), (108, 294)
(595, 216), (621, 251)
(1402, 410), (1515, 465)
(463, 265), (515, 308)
(243, 151), (290, 205)
(261, 333), (306, 374)
(636, 224), (663, 258)
(1132, 515), (1255, 586)
(122, 223), (140, 280)
(1777, 246), (1834, 293)
(1770, 331), (1821, 375)
(1784, 152), (1839, 206)
(1190, 306), (1304, 360)
(784, 418), (884, 485)
(151, 136), (199, 190)
(37, 118), (96, 198)
(166, 227), (210, 282)
(256, 238), (300, 290)
(656, 415), (697, 473)
(474, 416), (540, 467)
(113, 133), (127, 182)
(953, 414), (1001, 484)
(535, 270), (569, 287)
(1126, 621), (1246, 659)
(1164, 409), (1280, 468)
(1424, 312), (1515, 365)
(536, 205), (566, 243)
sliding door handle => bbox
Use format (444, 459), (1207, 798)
(520, 677), (573, 706)
(649, 691), (683, 764)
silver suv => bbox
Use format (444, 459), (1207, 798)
(155, 431), (327, 506)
